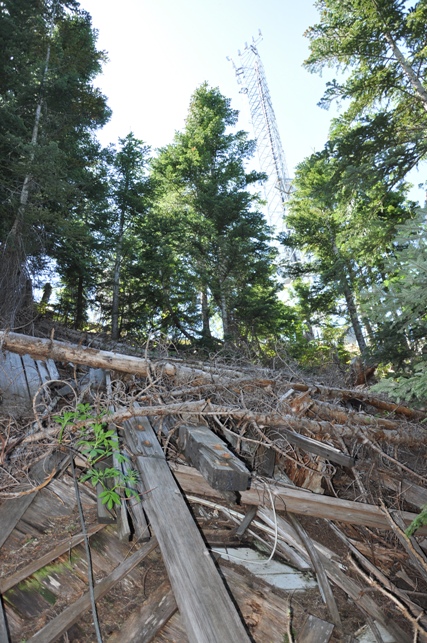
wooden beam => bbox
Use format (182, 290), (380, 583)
(179, 424), (251, 491)
(27, 538), (158, 643)
(124, 416), (251, 643)
(172, 464), (427, 534)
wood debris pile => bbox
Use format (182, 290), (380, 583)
(1, 330), (427, 642)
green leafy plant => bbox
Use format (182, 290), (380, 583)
(54, 403), (139, 510)
(405, 505), (427, 538)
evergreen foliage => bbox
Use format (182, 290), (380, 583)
(150, 83), (288, 346)
(0, 0), (110, 327)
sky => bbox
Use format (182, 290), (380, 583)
(80, 0), (425, 204)
(80, 0), (339, 177)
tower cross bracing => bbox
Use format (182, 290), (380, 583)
(228, 34), (292, 235)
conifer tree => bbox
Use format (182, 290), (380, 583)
(151, 83), (280, 344)
(0, 0), (110, 328)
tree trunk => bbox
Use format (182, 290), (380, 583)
(0, 35), (52, 328)
(111, 210), (125, 340)
(75, 274), (86, 330)
(329, 233), (367, 353)
(200, 288), (212, 340)
(220, 286), (230, 342)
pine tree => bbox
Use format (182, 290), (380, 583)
(151, 83), (280, 345)
(0, 0), (110, 328)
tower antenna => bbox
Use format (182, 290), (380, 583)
(228, 33), (292, 235)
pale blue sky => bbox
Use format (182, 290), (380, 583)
(81, 0), (339, 175)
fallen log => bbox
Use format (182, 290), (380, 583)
(0, 331), (238, 384)
(2, 330), (424, 422)
(286, 381), (426, 421)
(85, 400), (427, 447)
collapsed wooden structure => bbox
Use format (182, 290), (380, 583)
(1, 329), (427, 642)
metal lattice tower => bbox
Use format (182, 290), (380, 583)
(228, 33), (292, 234)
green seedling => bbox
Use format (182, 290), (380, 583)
(54, 404), (140, 509)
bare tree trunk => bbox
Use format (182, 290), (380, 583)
(201, 288), (212, 341)
(329, 235), (367, 354)
(75, 274), (86, 330)
(0, 35), (52, 328)
(111, 209), (125, 340)
(341, 278), (367, 353)
(220, 286), (230, 342)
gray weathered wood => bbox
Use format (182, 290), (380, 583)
(280, 427), (355, 467)
(0, 595), (10, 643)
(107, 580), (177, 643)
(235, 507), (258, 539)
(45, 358), (60, 381)
(0, 351), (28, 399)
(122, 455), (150, 542)
(0, 452), (65, 548)
(35, 359), (52, 385)
(0, 494), (37, 549)
(380, 470), (427, 509)
(287, 513), (342, 629)
(21, 353), (41, 398)
(173, 464), (427, 534)
(179, 424), (251, 491)
(124, 415), (251, 643)
(297, 614), (334, 643)
(27, 538), (158, 643)
(0, 525), (104, 593)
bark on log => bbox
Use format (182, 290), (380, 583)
(286, 382), (426, 421)
(2, 331), (424, 422)
(87, 401), (427, 447)
(0, 331), (229, 383)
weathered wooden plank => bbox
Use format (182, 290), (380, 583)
(220, 564), (293, 643)
(172, 464), (427, 534)
(297, 614), (334, 643)
(124, 416), (251, 643)
(35, 359), (52, 385)
(0, 595), (10, 643)
(45, 359), (59, 381)
(0, 452), (66, 548)
(122, 455), (150, 542)
(280, 427), (355, 468)
(0, 352), (28, 399)
(0, 494), (37, 549)
(153, 613), (188, 643)
(152, 562), (294, 643)
(0, 524), (104, 593)
(179, 424), (251, 491)
(235, 507), (258, 539)
(379, 470), (427, 509)
(27, 538), (158, 643)
(21, 353), (42, 399)
(107, 580), (177, 643)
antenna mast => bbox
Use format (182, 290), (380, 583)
(228, 32), (291, 234)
